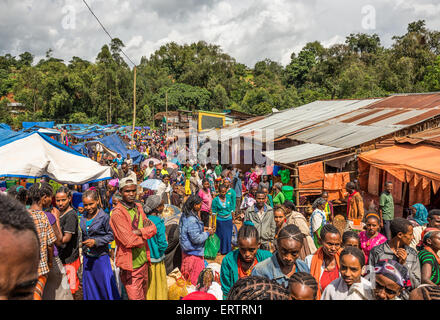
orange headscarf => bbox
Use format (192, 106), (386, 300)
(310, 246), (342, 300)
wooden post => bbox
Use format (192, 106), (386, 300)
(294, 165), (299, 206)
(165, 90), (168, 136)
(131, 66), (137, 149)
(109, 89), (112, 124)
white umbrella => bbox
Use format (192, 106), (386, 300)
(140, 179), (161, 190)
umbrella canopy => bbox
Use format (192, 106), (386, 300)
(165, 162), (178, 169)
(140, 179), (161, 190)
(142, 158), (161, 168)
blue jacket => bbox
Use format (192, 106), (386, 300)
(251, 252), (310, 288)
(147, 215), (168, 263)
(79, 209), (114, 257)
(179, 212), (210, 256)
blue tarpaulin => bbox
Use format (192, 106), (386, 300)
(95, 134), (144, 164)
(0, 123), (11, 130)
(22, 121), (54, 129)
(73, 131), (104, 139)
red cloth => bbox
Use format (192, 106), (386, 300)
(181, 252), (205, 286)
(120, 261), (149, 300)
(320, 265), (339, 292)
(237, 257), (258, 279)
(182, 291), (217, 300)
(64, 256), (81, 294)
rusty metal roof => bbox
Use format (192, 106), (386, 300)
(201, 93), (440, 164)
(396, 126), (440, 145)
(366, 93), (440, 109)
(286, 93), (440, 149)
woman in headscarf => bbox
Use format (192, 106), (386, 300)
(310, 197), (327, 249)
(272, 183), (286, 206)
(373, 259), (410, 300)
(408, 203), (429, 250)
(179, 195), (215, 285)
(143, 195), (168, 300)
(418, 229), (440, 286)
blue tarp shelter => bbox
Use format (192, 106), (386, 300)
(0, 131), (111, 184)
(22, 121), (55, 129)
(0, 123), (11, 130)
(96, 134), (144, 164)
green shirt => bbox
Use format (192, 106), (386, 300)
(183, 166), (193, 179)
(379, 192), (394, 221)
(273, 191), (286, 206)
(419, 249), (440, 285)
(127, 207), (148, 269)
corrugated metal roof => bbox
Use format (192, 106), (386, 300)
(365, 93), (440, 109)
(211, 99), (381, 142)
(203, 93), (440, 164)
(262, 143), (343, 164)
(287, 124), (398, 149)
(396, 126), (440, 145)
(286, 93), (440, 149)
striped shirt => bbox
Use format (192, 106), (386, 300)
(419, 249), (440, 285)
(29, 210), (57, 276)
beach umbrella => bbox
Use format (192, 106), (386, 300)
(140, 179), (161, 190)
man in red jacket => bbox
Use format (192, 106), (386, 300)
(110, 177), (157, 300)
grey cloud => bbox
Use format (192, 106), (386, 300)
(1, 0), (440, 68)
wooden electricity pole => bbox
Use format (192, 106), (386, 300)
(131, 66), (137, 148)
(165, 90), (168, 136)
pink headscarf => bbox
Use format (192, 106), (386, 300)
(108, 179), (119, 187)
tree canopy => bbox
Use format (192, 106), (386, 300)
(2, 20), (440, 127)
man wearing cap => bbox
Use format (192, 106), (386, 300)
(109, 177), (157, 300)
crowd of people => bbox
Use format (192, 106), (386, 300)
(1, 127), (440, 301)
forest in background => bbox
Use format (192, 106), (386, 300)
(1, 20), (440, 128)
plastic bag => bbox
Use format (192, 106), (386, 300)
(204, 234), (220, 260)
(168, 277), (190, 300)
(231, 224), (238, 248)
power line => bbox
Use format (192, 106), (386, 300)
(82, 0), (136, 67)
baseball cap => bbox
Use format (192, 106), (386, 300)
(119, 177), (137, 190)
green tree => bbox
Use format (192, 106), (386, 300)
(241, 88), (273, 115)
(210, 84), (229, 111)
(69, 112), (90, 124)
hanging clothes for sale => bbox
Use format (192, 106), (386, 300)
(298, 162), (324, 196)
(324, 172), (350, 201)
(273, 165), (282, 177)
(279, 169), (291, 184)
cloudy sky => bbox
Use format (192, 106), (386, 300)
(1, 0), (440, 67)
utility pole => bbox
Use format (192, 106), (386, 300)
(131, 66), (136, 148)
(109, 89), (112, 124)
(165, 90), (168, 136)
